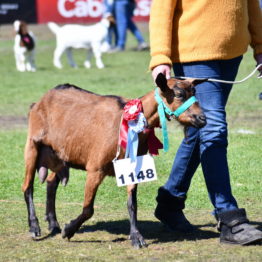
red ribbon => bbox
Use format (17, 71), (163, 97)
(146, 128), (163, 156)
(123, 99), (142, 121)
(119, 99), (141, 149)
(118, 99), (163, 155)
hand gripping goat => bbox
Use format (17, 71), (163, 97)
(22, 74), (206, 248)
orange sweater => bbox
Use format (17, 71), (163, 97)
(149, 0), (262, 69)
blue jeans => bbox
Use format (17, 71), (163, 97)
(115, 0), (145, 49)
(163, 56), (242, 215)
(103, 0), (118, 46)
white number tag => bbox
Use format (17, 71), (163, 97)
(113, 154), (157, 187)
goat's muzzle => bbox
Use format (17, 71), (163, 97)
(192, 113), (206, 128)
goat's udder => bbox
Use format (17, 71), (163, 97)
(38, 166), (48, 183)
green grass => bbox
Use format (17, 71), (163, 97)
(0, 23), (262, 261)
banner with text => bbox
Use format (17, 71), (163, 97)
(0, 0), (37, 24)
(36, 0), (151, 24)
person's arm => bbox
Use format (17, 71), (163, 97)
(248, 0), (262, 73)
(149, 0), (177, 80)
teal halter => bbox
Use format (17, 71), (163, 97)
(154, 88), (197, 152)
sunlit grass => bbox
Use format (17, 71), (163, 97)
(0, 24), (261, 261)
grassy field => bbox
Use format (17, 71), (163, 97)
(0, 23), (262, 261)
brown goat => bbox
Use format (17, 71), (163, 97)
(22, 73), (206, 248)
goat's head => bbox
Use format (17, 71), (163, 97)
(13, 20), (27, 35)
(155, 73), (206, 128)
(102, 14), (115, 28)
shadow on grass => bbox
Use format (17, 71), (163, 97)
(75, 220), (262, 245)
(74, 219), (220, 244)
(34, 220), (262, 245)
(33, 227), (62, 241)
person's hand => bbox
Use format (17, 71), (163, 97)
(255, 53), (262, 78)
(152, 64), (171, 82)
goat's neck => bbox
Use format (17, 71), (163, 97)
(141, 90), (159, 128)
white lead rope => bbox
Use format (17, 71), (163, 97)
(177, 64), (262, 84)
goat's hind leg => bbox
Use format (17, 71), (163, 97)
(66, 48), (77, 68)
(45, 167), (69, 234)
(62, 170), (104, 240)
(45, 172), (62, 235)
(22, 138), (41, 237)
(127, 184), (147, 248)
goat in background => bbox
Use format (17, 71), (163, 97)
(13, 20), (36, 72)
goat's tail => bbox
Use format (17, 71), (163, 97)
(47, 22), (60, 35)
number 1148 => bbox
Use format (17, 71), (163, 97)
(118, 169), (155, 185)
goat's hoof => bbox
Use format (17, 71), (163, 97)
(30, 229), (41, 238)
(84, 61), (91, 68)
(129, 233), (147, 249)
(45, 216), (61, 235)
(62, 224), (75, 240)
(29, 222), (41, 238)
(50, 226), (61, 235)
(54, 63), (62, 69)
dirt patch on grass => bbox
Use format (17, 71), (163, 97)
(0, 115), (27, 130)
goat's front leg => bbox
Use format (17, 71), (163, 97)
(127, 184), (147, 248)
(62, 170), (104, 240)
(92, 44), (104, 69)
(17, 52), (26, 72)
(45, 172), (61, 235)
(84, 49), (92, 69)
(53, 46), (64, 69)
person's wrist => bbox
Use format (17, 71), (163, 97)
(151, 64), (171, 81)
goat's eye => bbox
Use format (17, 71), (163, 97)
(174, 91), (183, 98)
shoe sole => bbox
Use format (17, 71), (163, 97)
(220, 237), (262, 245)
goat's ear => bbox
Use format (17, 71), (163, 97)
(191, 78), (208, 86)
(155, 73), (168, 92)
